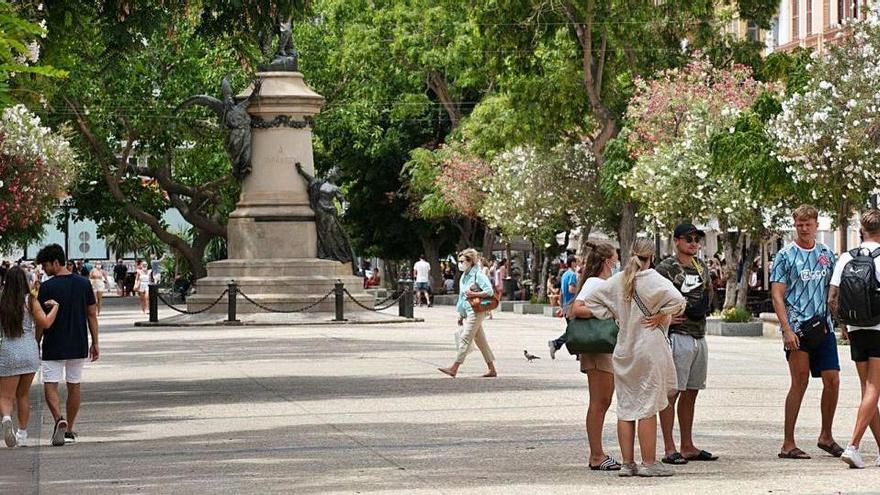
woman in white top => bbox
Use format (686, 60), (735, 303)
(583, 238), (686, 477)
(89, 262), (108, 315)
(567, 242), (621, 471)
(133, 260), (150, 314)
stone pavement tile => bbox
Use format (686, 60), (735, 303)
(0, 305), (877, 494)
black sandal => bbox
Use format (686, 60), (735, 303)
(684, 450), (719, 461)
(589, 456), (622, 471)
(817, 442), (844, 458)
(661, 452), (689, 465)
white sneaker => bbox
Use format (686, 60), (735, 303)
(1, 417), (15, 447)
(15, 429), (27, 447)
(637, 462), (674, 477)
(841, 445), (865, 469)
(874, 455), (880, 467)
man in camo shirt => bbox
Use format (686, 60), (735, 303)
(656, 223), (718, 465)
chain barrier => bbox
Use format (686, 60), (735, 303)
(236, 287), (336, 313)
(372, 289), (402, 308)
(343, 288), (405, 312)
(156, 290), (229, 315)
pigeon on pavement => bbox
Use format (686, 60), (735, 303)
(524, 350), (541, 362)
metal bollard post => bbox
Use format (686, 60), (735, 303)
(334, 280), (346, 321)
(148, 284), (158, 323)
(227, 280), (239, 323)
(403, 279), (414, 319)
(398, 279), (406, 317)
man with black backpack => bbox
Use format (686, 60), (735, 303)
(829, 209), (880, 469)
(656, 223), (718, 465)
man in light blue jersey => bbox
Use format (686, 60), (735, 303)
(771, 205), (842, 460)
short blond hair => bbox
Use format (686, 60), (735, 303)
(861, 209), (880, 236)
(458, 248), (480, 265)
(792, 204), (819, 222)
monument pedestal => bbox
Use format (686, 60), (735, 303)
(186, 259), (372, 314)
(185, 70), (374, 316)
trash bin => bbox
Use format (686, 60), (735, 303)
(503, 278), (516, 301)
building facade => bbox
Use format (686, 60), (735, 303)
(771, 0), (872, 52)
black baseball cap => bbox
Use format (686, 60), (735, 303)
(673, 223), (705, 239)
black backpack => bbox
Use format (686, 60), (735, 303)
(838, 247), (880, 327)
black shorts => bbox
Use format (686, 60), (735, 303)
(848, 330), (880, 362)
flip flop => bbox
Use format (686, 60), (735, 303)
(817, 442), (844, 457)
(661, 452), (689, 465)
(778, 448), (811, 459)
(684, 450), (719, 461)
(589, 455), (622, 471)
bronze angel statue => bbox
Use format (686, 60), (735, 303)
(295, 162), (357, 274)
(175, 76), (262, 181)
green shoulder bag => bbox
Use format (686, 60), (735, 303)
(564, 317), (619, 355)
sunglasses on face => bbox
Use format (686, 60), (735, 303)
(679, 235), (702, 244)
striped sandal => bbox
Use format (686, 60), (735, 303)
(590, 455), (622, 471)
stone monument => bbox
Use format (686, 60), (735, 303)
(186, 24), (371, 315)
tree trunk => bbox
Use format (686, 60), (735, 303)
(735, 237), (759, 310)
(454, 217), (475, 252)
(186, 229), (212, 280)
(481, 223), (495, 257)
(382, 259), (399, 289)
(420, 234), (442, 291)
(539, 246), (551, 300)
(618, 202), (637, 266)
(721, 228), (745, 310)
(576, 224), (594, 256)
(837, 200), (850, 252)
(530, 242), (541, 301)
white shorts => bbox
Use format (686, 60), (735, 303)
(41, 359), (87, 384)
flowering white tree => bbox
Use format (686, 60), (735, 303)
(0, 104), (78, 249)
(770, 16), (880, 249)
(482, 143), (598, 246)
(481, 142), (601, 296)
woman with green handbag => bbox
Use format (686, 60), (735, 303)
(583, 238), (685, 478)
(567, 241), (622, 471)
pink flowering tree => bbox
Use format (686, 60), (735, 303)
(0, 104), (78, 250)
(625, 55), (766, 159)
(622, 56), (777, 309)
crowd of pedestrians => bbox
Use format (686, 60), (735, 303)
(429, 204), (880, 476)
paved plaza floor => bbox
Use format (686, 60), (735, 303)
(1, 303), (878, 494)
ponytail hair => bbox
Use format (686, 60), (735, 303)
(622, 238), (655, 301)
(576, 241), (616, 294)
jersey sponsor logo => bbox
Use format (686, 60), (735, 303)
(799, 268), (828, 281)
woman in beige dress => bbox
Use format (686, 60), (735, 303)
(584, 238), (685, 477)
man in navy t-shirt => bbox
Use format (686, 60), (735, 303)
(548, 254), (580, 359)
(35, 244), (99, 447)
